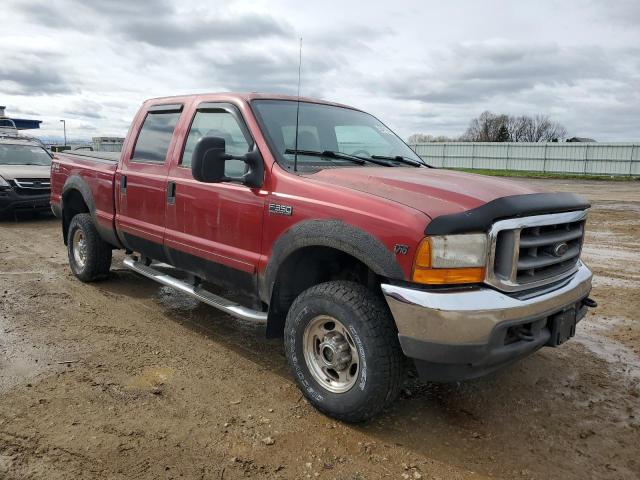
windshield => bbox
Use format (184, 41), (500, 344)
(0, 144), (52, 166)
(251, 100), (423, 170)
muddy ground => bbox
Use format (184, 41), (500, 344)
(1, 178), (638, 479)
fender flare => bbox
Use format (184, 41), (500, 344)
(62, 175), (97, 216)
(61, 175), (121, 247)
(260, 219), (405, 302)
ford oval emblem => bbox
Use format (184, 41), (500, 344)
(553, 242), (569, 257)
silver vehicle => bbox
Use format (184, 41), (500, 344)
(0, 134), (52, 215)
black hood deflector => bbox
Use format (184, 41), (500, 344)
(424, 192), (590, 235)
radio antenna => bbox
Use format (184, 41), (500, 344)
(293, 37), (302, 172)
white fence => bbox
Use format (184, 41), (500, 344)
(410, 142), (640, 176)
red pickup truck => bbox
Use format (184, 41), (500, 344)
(51, 93), (595, 422)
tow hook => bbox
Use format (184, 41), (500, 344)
(513, 326), (535, 342)
(583, 297), (598, 308)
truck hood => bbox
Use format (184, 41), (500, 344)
(306, 167), (540, 219)
(0, 164), (51, 181)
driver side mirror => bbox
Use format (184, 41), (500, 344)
(191, 136), (264, 188)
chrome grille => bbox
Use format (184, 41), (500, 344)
(13, 178), (51, 189)
(11, 178), (51, 196)
(486, 210), (587, 292)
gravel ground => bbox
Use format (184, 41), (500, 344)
(0, 178), (638, 479)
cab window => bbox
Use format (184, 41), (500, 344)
(131, 111), (181, 163)
(181, 110), (250, 178)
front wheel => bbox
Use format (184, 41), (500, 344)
(284, 281), (403, 422)
(67, 213), (112, 282)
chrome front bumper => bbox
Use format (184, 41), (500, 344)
(381, 262), (593, 346)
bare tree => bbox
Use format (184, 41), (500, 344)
(464, 112), (567, 142)
(506, 115), (529, 142)
(407, 133), (458, 143)
(462, 111), (509, 142)
(521, 115), (567, 142)
(410, 112), (567, 144)
(407, 133), (433, 143)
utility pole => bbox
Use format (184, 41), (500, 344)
(60, 119), (66, 146)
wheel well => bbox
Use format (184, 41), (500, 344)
(62, 189), (90, 245)
(266, 246), (379, 338)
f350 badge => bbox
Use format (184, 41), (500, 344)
(269, 203), (293, 216)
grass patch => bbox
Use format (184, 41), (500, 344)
(450, 168), (639, 181)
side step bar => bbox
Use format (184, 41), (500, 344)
(123, 256), (267, 323)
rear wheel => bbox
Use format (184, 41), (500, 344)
(284, 281), (403, 422)
(67, 213), (112, 282)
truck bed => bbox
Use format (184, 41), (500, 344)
(50, 150), (121, 245)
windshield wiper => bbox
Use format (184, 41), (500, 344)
(370, 155), (424, 167)
(284, 149), (395, 167)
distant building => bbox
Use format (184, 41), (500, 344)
(92, 136), (124, 152)
(566, 137), (596, 143)
(0, 106), (42, 130)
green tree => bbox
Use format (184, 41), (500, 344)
(496, 124), (510, 142)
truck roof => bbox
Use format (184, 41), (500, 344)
(0, 133), (45, 148)
(144, 92), (361, 111)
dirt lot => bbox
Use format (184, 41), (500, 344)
(1, 179), (638, 479)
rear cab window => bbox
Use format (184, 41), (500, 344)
(131, 105), (182, 163)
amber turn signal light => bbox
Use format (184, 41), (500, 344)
(412, 266), (486, 285)
(413, 237), (432, 269)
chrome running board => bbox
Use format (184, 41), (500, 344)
(123, 256), (267, 323)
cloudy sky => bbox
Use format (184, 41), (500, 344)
(2, 0), (639, 141)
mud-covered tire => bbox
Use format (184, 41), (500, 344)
(284, 281), (403, 423)
(67, 213), (112, 282)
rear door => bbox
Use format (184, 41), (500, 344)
(115, 103), (183, 261)
(164, 102), (266, 298)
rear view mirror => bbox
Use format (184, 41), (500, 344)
(191, 136), (264, 188)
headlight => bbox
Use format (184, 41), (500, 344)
(412, 234), (487, 285)
(0, 176), (10, 188)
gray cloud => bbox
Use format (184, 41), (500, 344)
(16, 0), (291, 49)
(590, 0), (640, 28)
(81, 0), (174, 16)
(14, 2), (67, 27)
(6, 106), (42, 117)
(16, 0), (174, 26)
(64, 100), (104, 119)
(306, 24), (395, 54)
(378, 42), (631, 105)
(359, 37), (640, 139)
(117, 13), (291, 48)
(64, 120), (98, 132)
(200, 50), (334, 96)
(0, 52), (74, 95)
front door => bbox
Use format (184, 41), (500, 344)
(164, 102), (266, 299)
(115, 103), (183, 261)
